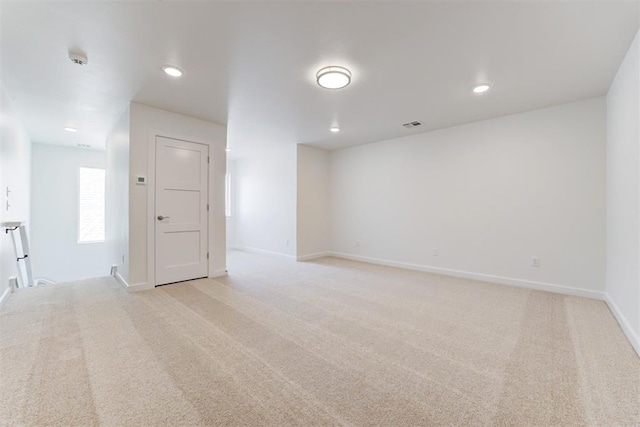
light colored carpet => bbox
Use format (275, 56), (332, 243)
(1, 250), (638, 426)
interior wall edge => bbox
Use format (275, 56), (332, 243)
(605, 293), (640, 358)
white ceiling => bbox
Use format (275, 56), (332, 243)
(1, 1), (638, 156)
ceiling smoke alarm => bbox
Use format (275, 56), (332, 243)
(402, 121), (422, 129)
(69, 51), (88, 66)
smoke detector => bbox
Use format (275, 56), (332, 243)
(69, 51), (88, 66)
(402, 121), (422, 129)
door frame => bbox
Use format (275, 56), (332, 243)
(146, 129), (214, 287)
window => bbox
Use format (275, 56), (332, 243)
(78, 167), (105, 243)
(225, 173), (232, 217)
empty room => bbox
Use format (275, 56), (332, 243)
(0, 1), (639, 425)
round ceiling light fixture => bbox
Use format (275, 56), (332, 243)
(64, 127), (78, 132)
(162, 65), (183, 77)
(473, 83), (492, 94)
(330, 127), (340, 133)
(316, 66), (351, 89)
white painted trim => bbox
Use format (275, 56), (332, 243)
(0, 286), (12, 307)
(605, 293), (640, 358)
(127, 283), (155, 294)
(329, 252), (606, 301)
(210, 269), (227, 278)
(112, 265), (153, 293)
(114, 271), (128, 287)
(147, 129), (214, 288)
(126, 282), (155, 292)
(234, 245), (296, 260)
(297, 252), (332, 262)
(116, 273), (153, 293)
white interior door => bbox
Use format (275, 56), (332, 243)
(155, 136), (208, 285)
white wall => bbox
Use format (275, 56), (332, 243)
(606, 29), (640, 354)
(106, 107), (130, 282)
(226, 159), (237, 249)
(297, 145), (330, 259)
(129, 103), (227, 287)
(0, 83), (31, 296)
(235, 144), (297, 257)
(330, 98), (606, 297)
(30, 144), (107, 282)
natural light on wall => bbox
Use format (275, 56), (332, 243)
(225, 173), (232, 217)
(78, 167), (105, 243)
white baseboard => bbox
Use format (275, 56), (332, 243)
(112, 265), (228, 290)
(210, 269), (228, 278)
(113, 271), (126, 286)
(297, 251), (332, 262)
(126, 282), (154, 292)
(329, 252), (605, 301)
(605, 293), (640, 358)
(112, 266), (154, 293)
(0, 286), (12, 308)
(234, 249), (605, 301)
(233, 245), (296, 260)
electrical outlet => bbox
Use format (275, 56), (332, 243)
(286, 239), (290, 246)
(433, 248), (440, 256)
(531, 257), (540, 268)
(356, 240), (361, 248)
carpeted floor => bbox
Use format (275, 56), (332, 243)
(1, 250), (638, 426)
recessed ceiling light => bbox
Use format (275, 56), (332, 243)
(316, 66), (351, 89)
(64, 127), (77, 132)
(473, 83), (492, 94)
(330, 127), (340, 133)
(162, 65), (183, 77)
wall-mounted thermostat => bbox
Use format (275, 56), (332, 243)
(136, 176), (146, 185)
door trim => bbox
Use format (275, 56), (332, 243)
(146, 129), (214, 287)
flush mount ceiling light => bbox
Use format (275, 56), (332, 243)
(316, 66), (351, 89)
(64, 127), (78, 132)
(330, 127), (340, 133)
(162, 65), (183, 77)
(473, 83), (492, 94)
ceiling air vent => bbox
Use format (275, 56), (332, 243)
(402, 121), (422, 129)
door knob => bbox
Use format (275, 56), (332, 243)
(157, 215), (170, 221)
